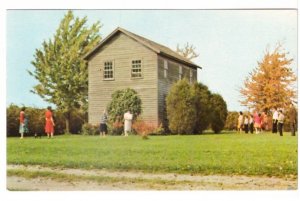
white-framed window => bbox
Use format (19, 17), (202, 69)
(131, 60), (142, 78)
(164, 60), (168, 78)
(103, 61), (114, 80)
(179, 65), (183, 80)
(189, 69), (193, 83)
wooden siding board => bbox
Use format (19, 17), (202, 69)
(157, 55), (198, 129)
(88, 33), (158, 126)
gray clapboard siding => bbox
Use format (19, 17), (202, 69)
(86, 28), (199, 130)
(88, 32), (158, 125)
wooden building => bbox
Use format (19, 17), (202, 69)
(84, 27), (201, 128)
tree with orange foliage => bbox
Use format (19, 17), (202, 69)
(240, 44), (296, 112)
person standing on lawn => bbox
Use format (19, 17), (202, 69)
(45, 106), (55, 138)
(272, 108), (279, 133)
(237, 111), (244, 133)
(99, 109), (108, 137)
(244, 115), (249, 134)
(278, 110), (285, 136)
(254, 112), (262, 134)
(124, 110), (133, 137)
(288, 103), (297, 136)
(249, 114), (254, 134)
(19, 107), (26, 139)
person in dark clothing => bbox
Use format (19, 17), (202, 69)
(288, 104), (297, 136)
(99, 109), (108, 137)
(249, 115), (254, 134)
(244, 115), (249, 134)
(278, 110), (284, 136)
(272, 108), (278, 133)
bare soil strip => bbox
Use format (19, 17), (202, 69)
(6, 164), (297, 190)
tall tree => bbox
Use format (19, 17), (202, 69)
(240, 44), (296, 112)
(176, 42), (199, 60)
(29, 11), (101, 133)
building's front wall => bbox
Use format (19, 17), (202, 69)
(88, 32), (158, 125)
(157, 55), (197, 129)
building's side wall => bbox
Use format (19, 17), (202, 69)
(88, 32), (158, 126)
(157, 55), (197, 129)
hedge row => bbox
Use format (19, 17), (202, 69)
(7, 104), (86, 137)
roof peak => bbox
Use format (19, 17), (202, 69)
(84, 27), (201, 69)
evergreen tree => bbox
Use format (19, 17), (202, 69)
(29, 11), (101, 133)
(166, 79), (196, 134)
(210, 93), (228, 134)
(193, 82), (212, 134)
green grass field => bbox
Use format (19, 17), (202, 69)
(7, 132), (298, 177)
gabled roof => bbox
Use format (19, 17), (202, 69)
(84, 27), (201, 69)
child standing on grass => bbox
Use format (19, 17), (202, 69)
(254, 112), (262, 134)
(99, 109), (108, 137)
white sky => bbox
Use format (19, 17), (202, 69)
(6, 9), (297, 111)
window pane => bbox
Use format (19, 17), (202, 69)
(104, 61), (114, 79)
(131, 60), (142, 78)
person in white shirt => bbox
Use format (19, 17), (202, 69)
(278, 110), (284, 136)
(124, 111), (133, 136)
(272, 108), (279, 134)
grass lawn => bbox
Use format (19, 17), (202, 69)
(7, 132), (298, 177)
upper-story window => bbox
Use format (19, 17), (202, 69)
(179, 65), (183, 80)
(189, 69), (193, 83)
(131, 60), (142, 78)
(164, 60), (168, 78)
(103, 61), (114, 80)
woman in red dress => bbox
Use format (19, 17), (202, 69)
(45, 106), (55, 138)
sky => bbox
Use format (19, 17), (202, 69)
(6, 9), (297, 111)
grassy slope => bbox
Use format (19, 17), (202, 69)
(7, 133), (298, 177)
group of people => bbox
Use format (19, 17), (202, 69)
(19, 106), (55, 139)
(99, 109), (133, 137)
(19, 106), (133, 139)
(237, 111), (270, 134)
(237, 104), (296, 136)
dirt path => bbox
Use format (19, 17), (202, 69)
(7, 164), (297, 190)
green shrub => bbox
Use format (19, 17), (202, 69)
(193, 82), (212, 134)
(210, 93), (228, 133)
(224, 111), (239, 131)
(6, 104), (20, 137)
(107, 88), (142, 135)
(166, 79), (196, 134)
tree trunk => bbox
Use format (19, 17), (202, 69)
(64, 111), (71, 134)
(65, 118), (70, 134)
